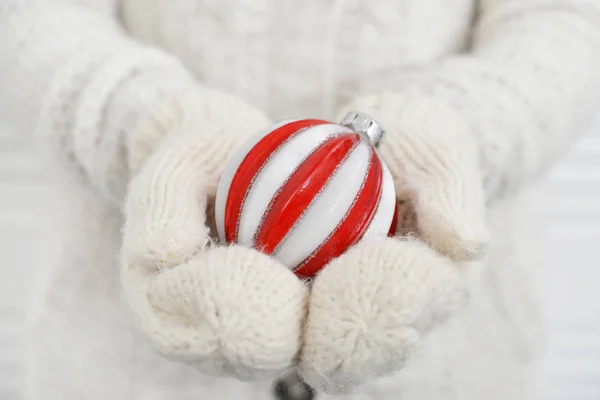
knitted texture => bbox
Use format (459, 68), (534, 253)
(298, 95), (489, 393)
(1, 0), (600, 399)
(337, 94), (490, 260)
(121, 106), (308, 380)
(300, 238), (475, 394)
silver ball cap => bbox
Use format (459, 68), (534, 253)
(341, 111), (385, 147)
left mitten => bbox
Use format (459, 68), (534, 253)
(120, 90), (309, 381)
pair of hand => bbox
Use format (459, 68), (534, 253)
(120, 91), (489, 394)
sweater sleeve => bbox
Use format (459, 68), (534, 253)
(0, 0), (209, 204)
(354, 0), (600, 202)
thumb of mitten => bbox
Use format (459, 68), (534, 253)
(121, 97), (307, 380)
(338, 93), (490, 261)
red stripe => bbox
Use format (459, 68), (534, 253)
(254, 134), (362, 255)
(388, 201), (399, 237)
(294, 148), (384, 279)
(224, 119), (329, 243)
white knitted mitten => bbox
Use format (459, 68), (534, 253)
(300, 93), (490, 394)
(121, 92), (308, 381)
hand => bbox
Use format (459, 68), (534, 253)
(299, 93), (490, 394)
(120, 91), (308, 381)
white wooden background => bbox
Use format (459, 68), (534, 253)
(0, 122), (599, 399)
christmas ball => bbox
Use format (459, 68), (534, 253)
(215, 112), (398, 279)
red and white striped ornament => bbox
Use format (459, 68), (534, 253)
(215, 112), (398, 279)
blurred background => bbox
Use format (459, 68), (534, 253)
(0, 118), (599, 399)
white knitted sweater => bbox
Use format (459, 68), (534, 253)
(2, 1), (600, 399)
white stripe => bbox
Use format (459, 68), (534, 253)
(237, 123), (353, 246)
(274, 142), (371, 268)
(215, 119), (297, 243)
(362, 155), (396, 240)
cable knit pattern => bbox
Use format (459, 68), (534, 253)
(1, 0), (600, 399)
(39, 47), (195, 202)
(348, 1), (600, 201)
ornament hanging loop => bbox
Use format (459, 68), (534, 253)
(341, 111), (385, 147)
